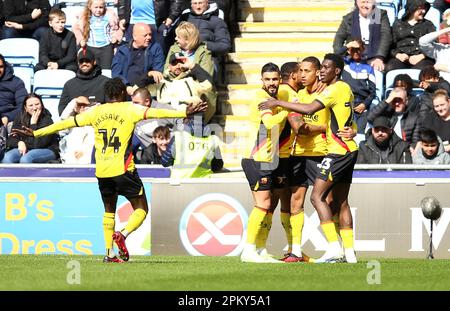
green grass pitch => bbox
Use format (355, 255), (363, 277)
(1, 255), (449, 291)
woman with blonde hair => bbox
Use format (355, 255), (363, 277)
(72, 0), (124, 69)
(165, 21), (214, 77)
(164, 21), (216, 122)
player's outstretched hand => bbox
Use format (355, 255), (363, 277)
(11, 126), (34, 137)
(258, 99), (278, 111)
(186, 101), (208, 115)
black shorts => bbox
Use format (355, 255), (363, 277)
(241, 158), (276, 191)
(290, 156), (324, 187)
(272, 157), (290, 189)
(316, 151), (358, 183)
(97, 170), (145, 200)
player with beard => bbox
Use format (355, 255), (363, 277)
(240, 62), (295, 263)
(260, 54), (358, 263)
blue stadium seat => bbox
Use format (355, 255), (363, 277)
(33, 69), (76, 122)
(374, 69), (385, 103)
(13, 65), (34, 93)
(377, 4), (397, 26)
(384, 68), (422, 98)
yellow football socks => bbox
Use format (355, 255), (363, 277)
(332, 213), (340, 235)
(122, 208), (147, 238)
(321, 221), (339, 243)
(290, 211), (304, 256)
(280, 212), (292, 251)
(246, 207), (267, 245)
(256, 211), (273, 249)
(103, 212), (115, 257)
(340, 227), (354, 249)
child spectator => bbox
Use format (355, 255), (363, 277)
(413, 129), (450, 164)
(35, 8), (77, 72)
(72, 0), (124, 70)
(140, 125), (171, 165)
(341, 39), (376, 134)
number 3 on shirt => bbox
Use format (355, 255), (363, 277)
(99, 128), (122, 153)
(317, 157), (332, 170)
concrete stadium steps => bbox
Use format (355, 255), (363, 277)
(234, 35), (334, 52)
(238, 21), (341, 33)
(227, 51), (326, 64)
(239, 4), (353, 22)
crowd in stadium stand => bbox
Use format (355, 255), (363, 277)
(0, 0), (449, 167)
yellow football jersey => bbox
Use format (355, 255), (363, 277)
(293, 87), (329, 156)
(34, 102), (186, 177)
(314, 81), (358, 155)
(277, 84), (298, 158)
(244, 89), (288, 162)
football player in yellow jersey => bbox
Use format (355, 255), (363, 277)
(12, 78), (206, 263)
(260, 54), (358, 263)
(240, 62), (294, 263)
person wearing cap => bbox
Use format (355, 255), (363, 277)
(58, 47), (110, 115)
(148, 52), (213, 114)
(111, 23), (165, 97)
(357, 115), (412, 164)
(367, 87), (420, 154)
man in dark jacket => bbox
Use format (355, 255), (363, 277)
(2, 0), (50, 41)
(58, 47), (110, 115)
(181, 0), (231, 83)
(111, 23), (165, 96)
(357, 115), (412, 164)
(367, 87), (420, 151)
(333, 0), (392, 72)
(0, 55), (28, 128)
(386, 0), (436, 71)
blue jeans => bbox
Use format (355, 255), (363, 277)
(2, 148), (57, 163)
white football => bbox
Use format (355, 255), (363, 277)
(421, 196), (442, 220)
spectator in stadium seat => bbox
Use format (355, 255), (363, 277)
(2, 93), (59, 163)
(132, 87), (178, 149)
(165, 21), (216, 122)
(419, 26), (450, 82)
(72, 0), (124, 70)
(35, 8), (78, 72)
(140, 125), (172, 165)
(386, 0), (436, 72)
(0, 54), (28, 130)
(417, 67), (450, 126)
(116, 0), (186, 55)
(388, 74), (422, 115)
(412, 128), (450, 164)
(180, 0), (231, 83)
(2, 0), (50, 41)
(333, 0), (392, 72)
(420, 89), (450, 153)
(367, 87), (420, 154)
(58, 96), (96, 164)
(58, 47), (110, 115)
(341, 39), (376, 134)
(357, 115), (412, 164)
(112, 23), (165, 97)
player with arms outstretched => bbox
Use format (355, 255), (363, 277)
(12, 78), (206, 263)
